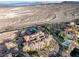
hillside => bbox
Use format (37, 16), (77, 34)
(0, 3), (79, 32)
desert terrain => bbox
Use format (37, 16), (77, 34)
(0, 2), (79, 33)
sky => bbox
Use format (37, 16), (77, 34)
(0, 0), (78, 4)
(0, 0), (62, 2)
(0, 0), (78, 2)
(0, 0), (62, 4)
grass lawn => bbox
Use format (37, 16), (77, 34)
(58, 36), (65, 43)
(77, 40), (79, 44)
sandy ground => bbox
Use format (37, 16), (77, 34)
(0, 4), (78, 32)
